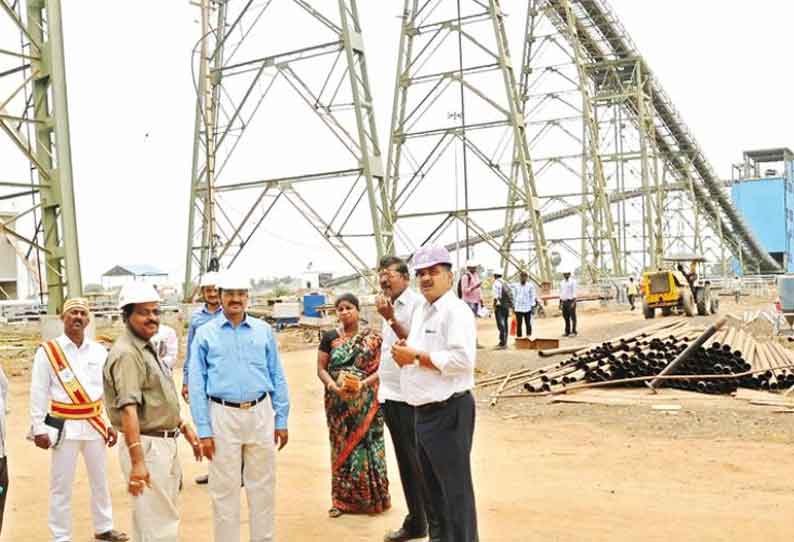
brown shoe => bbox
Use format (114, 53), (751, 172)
(95, 530), (129, 542)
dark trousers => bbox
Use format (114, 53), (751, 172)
(416, 392), (478, 542)
(383, 400), (437, 536)
(628, 294), (636, 310)
(494, 305), (509, 346)
(0, 456), (7, 536)
(514, 311), (532, 337)
(562, 299), (577, 334)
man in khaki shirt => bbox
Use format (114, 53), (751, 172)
(104, 282), (202, 542)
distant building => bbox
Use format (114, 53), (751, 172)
(102, 264), (169, 289)
(731, 148), (794, 273)
(0, 213), (19, 300)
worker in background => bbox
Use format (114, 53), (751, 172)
(189, 272), (290, 542)
(0, 364), (6, 536)
(560, 271), (578, 337)
(492, 272), (513, 349)
(511, 271), (536, 338)
(626, 277), (638, 311)
(152, 322), (178, 371)
(30, 298), (128, 542)
(733, 274), (742, 304)
(183, 271), (223, 486)
(104, 282), (202, 542)
(375, 256), (438, 542)
(392, 245), (479, 542)
(459, 259), (482, 317)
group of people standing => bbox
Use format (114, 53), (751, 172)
(22, 244), (479, 542)
(317, 246), (479, 542)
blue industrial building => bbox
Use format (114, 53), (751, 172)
(730, 148), (794, 273)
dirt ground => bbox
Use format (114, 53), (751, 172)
(3, 295), (794, 541)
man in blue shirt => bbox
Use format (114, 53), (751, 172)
(189, 272), (289, 542)
(183, 272), (223, 486)
(511, 271), (536, 338)
(182, 271), (223, 403)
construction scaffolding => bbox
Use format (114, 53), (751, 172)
(0, 0), (82, 311)
(183, 0), (388, 299)
(385, 0), (551, 284)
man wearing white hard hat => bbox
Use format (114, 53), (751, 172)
(392, 245), (479, 542)
(459, 259), (482, 316)
(184, 271), (224, 485)
(103, 282), (202, 542)
(559, 270), (577, 337)
(30, 297), (128, 542)
(189, 271), (290, 542)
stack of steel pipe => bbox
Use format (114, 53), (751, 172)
(521, 324), (758, 395)
(478, 320), (794, 400)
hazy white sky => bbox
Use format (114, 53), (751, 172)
(2, 1), (793, 287)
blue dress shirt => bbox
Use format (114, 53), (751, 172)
(183, 305), (224, 385)
(189, 313), (290, 438)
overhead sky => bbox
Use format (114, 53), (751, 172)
(2, 1), (792, 289)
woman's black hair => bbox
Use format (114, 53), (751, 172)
(335, 292), (360, 310)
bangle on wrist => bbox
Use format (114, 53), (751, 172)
(127, 441), (141, 450)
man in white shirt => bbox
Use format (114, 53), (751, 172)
(511, 271), (536, 337)
(29, 298), (128, 542)
(152, 322), (179, 371)
(559, 271), (578, 337)
(492, 272), (513, 348)
(392, 245), (478, 542)
(0, 364), (8, 536)
(375, 256), (438, 542)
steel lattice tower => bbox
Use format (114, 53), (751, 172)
(0, 0), (82, 311)
(517, 0), (783, 277)
(385, 0), (551, 284)
(183, 0), (389, 298)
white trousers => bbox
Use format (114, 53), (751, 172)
(119, 436), (181, 542)
(209, 398), (276, 542)
(49, 438), (114, 542)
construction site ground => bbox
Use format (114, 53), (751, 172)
(3, 295), (793, 541)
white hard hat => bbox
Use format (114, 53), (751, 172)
(117, 282), (160, 309)
(216, 271), (250, 290)
(465, 259), (477, 268)
(200, 271), (218, 287)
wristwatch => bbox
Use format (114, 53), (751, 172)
(412, 353), (421, 368)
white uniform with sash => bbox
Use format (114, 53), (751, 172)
(30, 335), (114, 542)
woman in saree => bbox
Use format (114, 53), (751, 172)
(317, 293), (391, 518)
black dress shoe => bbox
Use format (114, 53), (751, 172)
(195, 474), (209, 485)
(383, 527), (428, 542)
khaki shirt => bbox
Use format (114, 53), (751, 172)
(103, 327), (181, 433)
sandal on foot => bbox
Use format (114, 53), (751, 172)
(328, 507), (344, 518)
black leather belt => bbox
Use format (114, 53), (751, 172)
(141, 428), (180, 439)
(209, 392), (268, 410)
(416, 390), (470, 414)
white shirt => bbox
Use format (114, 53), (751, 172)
(560, 278), (577, 301)
(400, 289), (477, 406)
(512, 282), (536, 313)
(0, 367), (7, 458)
(152, 324), (179, 370)
(30, 334), (108, 441)
(378, 288), (422, 403)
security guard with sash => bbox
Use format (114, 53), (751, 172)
(29, 297), (128, 542)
